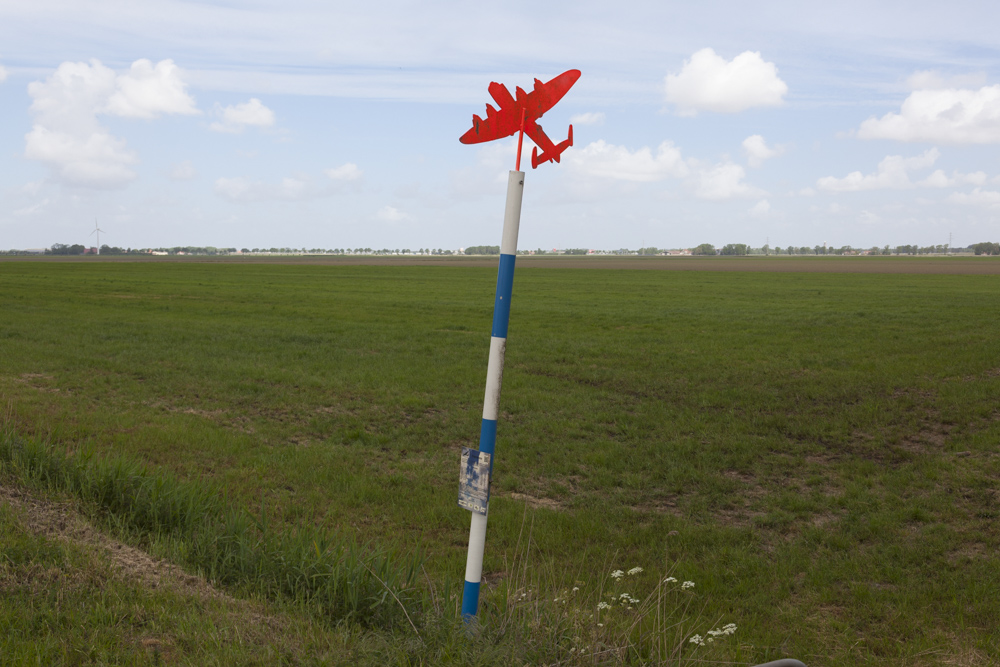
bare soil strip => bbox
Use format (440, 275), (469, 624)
(0, 482), (231, 602)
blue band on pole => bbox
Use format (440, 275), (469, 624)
(461, 579), (481, 618)
(491, 253), (516, 338)
(479, 418), (497, 456)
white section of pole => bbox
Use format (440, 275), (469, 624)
(482, 337), (506, 421)
(464, 510), (488, 583)
(500, 171), (524, 255)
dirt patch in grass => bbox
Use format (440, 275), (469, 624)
(630, 496), (684, 517)
(0, 482), (236, 604)
(505, 492), (565, 511)
(15, 373), (61, 393)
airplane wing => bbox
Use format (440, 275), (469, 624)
(460, 83), (521, 144)
(525, 70), (581, 119)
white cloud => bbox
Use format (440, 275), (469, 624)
(105, 59), (199, 119)
(24, 58), (199, 189)
(169, 160), (198, 181)
(665, 48), (788, 116)
(25, 124), (138, 189)
(817, 149), (940, 192)
(214, 175), (309, 201)
(917, 169), (987, 188)
(214, 169), (356, 202)
(325, 163), (362, 181)
(948, 188), (1000, 209)
(689, 162), (765, 200)
(13, 198), (49, 216)
(857, 85), (1000, 144)
(566, 140), (688, 182)
(210, 98), (275, 133)
(858, 210), (882, 225)
(569, 112), (605, 126)
(0, 65), (7, 83)
(376, 205), (408, 222)
(450, 138), (517, 199)
(214, 177), (254, 201)
(742, 134), (783, 168)
(749, 199), (771, 217)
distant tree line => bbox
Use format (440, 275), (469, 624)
(15, 241), (994, 258)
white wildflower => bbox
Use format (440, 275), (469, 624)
(572, 586), (579, 592)
(597, 602), (611, 611)
(689, 634), (705, 646)
(627, 566), (643, 575)
(610, 569), (624, 580)
(707, 623), (737, 637)
(663, 576), (677, 583)
(681, 580), (695, 590)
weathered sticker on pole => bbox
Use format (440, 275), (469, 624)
(459, 447), (491, 515)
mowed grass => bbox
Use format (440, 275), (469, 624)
(2, 258), (999, 665)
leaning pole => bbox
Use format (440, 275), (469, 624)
(456, 69), (581, 621)
(460, 170), (524, 618)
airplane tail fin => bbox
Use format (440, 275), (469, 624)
(530, 124), (574, 169)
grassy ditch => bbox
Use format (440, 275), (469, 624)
(0, 432), (421, 632)
(0, 431), (744, 665)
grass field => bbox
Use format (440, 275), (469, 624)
(2, 256), (999, 665)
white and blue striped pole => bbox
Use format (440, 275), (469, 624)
(461, 169), (524, 620)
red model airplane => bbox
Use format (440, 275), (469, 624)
(460, 69), (581, 169)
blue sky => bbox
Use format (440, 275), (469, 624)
(1, 0), (999, 251)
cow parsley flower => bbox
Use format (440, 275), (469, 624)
(627, 566), (643, 575)
(681, 580), (695, 590)
(610, 569), (624, 580)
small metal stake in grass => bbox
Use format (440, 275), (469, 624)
(456, 69), (581, 621)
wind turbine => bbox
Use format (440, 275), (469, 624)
(90, 219), (105, 255)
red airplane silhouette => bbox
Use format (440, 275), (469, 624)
(460, 69), (581, 169)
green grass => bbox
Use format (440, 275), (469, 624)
(2, 258), (999, 664)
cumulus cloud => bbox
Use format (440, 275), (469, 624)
(569, 112), (605, 126)
(214, 167), (359, 202)
(13, 199), (49, 217)
(450, 138), (517, 199)
(566, 140), (688, 182)
(749, 199), (771, 217)
(210, 98), (275, 133)
(105, 59), (199, 119)
(817, 149), (940, 192)
(742, 134), (783, 167)
(0, 65), (7, 83)
(325, 163), (362, 181)
(948, 188), (1000, 208)
(665, 48), (788, 116)
(857, 85), (1000, 144)
(689, 162), (765, 199)
(214, 175), (311, 201)
(25, 58), (198, 189)
(376, 205), (408, 221)
(917, 169), (987, 188)
(169, 160), (198, 181)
